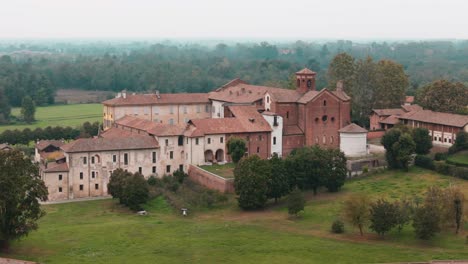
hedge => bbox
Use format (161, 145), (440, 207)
(414, 155), (435, 170)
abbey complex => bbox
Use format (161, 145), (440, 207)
(35, 68), (468, 201)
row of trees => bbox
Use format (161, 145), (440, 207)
(0, 121), (101, 145)
(107, 169), (150, 211)
(343, 186), (465, 239)
(415, 80), (468, 114)
(233, 145), (347, 210)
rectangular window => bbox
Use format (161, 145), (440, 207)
(195, 138), (199, 145)
(91, 156), (95, 164)
(91, 171), (95, 178)
(58, 174), (63, 181)
(95, 184), (99, 190)
(152, 166), (156, 174)
(83, 157), (87, 164)
(273, 137), (276, 145)
(138, 167), (142, 174)
(152, 152), (157, 163)
(186, 138), (189, 144)
(207, 138), (211, 144)
(183, 106), (187, 114)
(169, 118), (174, 125)
(124, 153), (128, 165)
(113, 154), (117, 163)
(246, 136), (250, 142)
(170, 151), (173, 159)
(80, 172), (83, 180)
(178, 136), (184, 146)
(166, 165), (171, 173)
(286, 111), (289, 119)
(59, 187), (62, 193)
(154, 106), (159, 115)
(205, 105), (209, 113)
(197, 105), (201, 113)
(79, 184), (84, 191)
(165, 139), (169, 146)
(258, 135), (262, 141)
(170, 106), (174, 114)
(257, 147), (260, 153)
(179, 164), (184, 171)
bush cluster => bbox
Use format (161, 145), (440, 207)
(414, 155), (435, 170)
(433, 161), (468, 180)
(107, 169), (149, 211)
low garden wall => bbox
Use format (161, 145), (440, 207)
(367, 130), (385, 139)
(188, 165), (235, 193)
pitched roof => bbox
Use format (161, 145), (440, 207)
(372, 108), (405, 116)
(100, 127), (147, 139)
(61, 136), (159, 153)
(401, 104), (423, 112)
(115, 116), (186, 136)
(0, 143), (12, 150)
(296, 68), (317, 75)
(188, 105), (272, 135)
(399, 110), (468, 128)
(36, 140), (65, 151)
(284, 125), (304, 135)
(44, 162), (69, 173)
(339, 123), (368, 133)
(380, 115), (400, 125)
(102, 93), (209, 106)
(297, 90), (321, 104)
(332, 89), (351, 101)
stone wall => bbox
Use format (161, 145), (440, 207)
(188, 165), (235, 193)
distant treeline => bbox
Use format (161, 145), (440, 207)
(1, 40), (468, 122)
(0, 121), (100, 145)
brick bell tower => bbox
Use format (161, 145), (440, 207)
(295, 68), (317, 94)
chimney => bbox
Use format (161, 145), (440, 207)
(116, 92), (122, 98)
(336, 80), (344, 92)
(155, 90), (160, 99)
(121, 90), (127, 99)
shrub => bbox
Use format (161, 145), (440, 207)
(434, 152), (448, 161)
(414, 155), (435, 170)
(147, 175), (159, 186)
(434, 161), (452, 175)
(362, 165), (369, 174)
(452, 167), (468, 180)
(173, 169), (188, 183)
(331, 220), (345, 234)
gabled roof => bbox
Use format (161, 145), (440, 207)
(100, 127), (147, 139)
(399, 110), (468, 128)
(61, 136), (159, 153)
(188, 105), (272, 136)
(36, 140), (65, 151)
(380, 115), (400, 125)
(102, 93), (210, 106)
(339, 123), (368, 133)
(115, 116), (186, 136)
(44, 162), (69, 173)
(401, 104), (423, 113)
(372, 108), (405, 116)
(283, 125), (304, 135)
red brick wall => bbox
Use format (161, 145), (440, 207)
(275, 103), (298, 126)
(370, 113), (383, 131)
(367, 130), (385, 139)
(225, 132), (271, 161)
(188, 165), (235, 193)
(282, 135), (305, 156)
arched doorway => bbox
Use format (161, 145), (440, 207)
(215, 149), (224, 163)
(204, 150), (214, 163)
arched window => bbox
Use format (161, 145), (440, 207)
(323, 100), (327, 106)
(266, 96), (270, 103)
(315, 137), (319, 144)
(330, 136), (334, 143)
(323, 135), (326, 144)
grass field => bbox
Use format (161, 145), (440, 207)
(199, 163), (236, 179)
(0, 104), (102, 133)
(447, 151), (468, 166)
(2, 168), (468, 263)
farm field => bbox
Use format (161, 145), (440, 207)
(2, 168), (468, 264)
(0, 104), (102, 133)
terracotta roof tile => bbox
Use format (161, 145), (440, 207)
(36, 140), (65, 151)
(296, 68), (317, 75)
(339, 123), (368, 133)
(372, 108), (406, 116)
(115, 116), (186, 136)
(100, 127), (147, 138)
(399, 110), (468, 127)
(44, 162), (69, 173)
(380, 115), (400, 125)
(102, 93), (209, 106)
(401, 104), (423, 112)
(61, 136), (159, 153)
(284, 125), (304, 135)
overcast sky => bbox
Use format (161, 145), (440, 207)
(0, 0), (467, 40)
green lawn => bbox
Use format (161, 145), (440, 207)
(447, 151), (468, 166)
(2, 168), (468, 263)
(0, 104), (102, 132)
(199, 163), (236, 179)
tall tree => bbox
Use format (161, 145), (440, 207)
(374, 60), (408, 109)
(20, 96), (36, 124)
(0, 150), (48, 252)
(0, 87), (10, 124)
(322, 148), (347, 192)
(234, 155), (270, 210)
(327, 53), (355, 93)
(227, 137), (247, 163)
(267, 154), (289, 203)
(369, 199), (398, 237)
(352, 56), (376, 126)
(412, 128), (432, 155)
(343, 193), (371, 236)
(416, 80), (468, 114)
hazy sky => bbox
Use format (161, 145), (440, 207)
(1, 0), (467, 40)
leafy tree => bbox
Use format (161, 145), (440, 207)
(267, 154), (289, 202)
(0, 150), (48, 252)
(412, 128), (432, 155)
(227, 137), (246, 163)
(287, 187), (305, 217)
(173, 169), (188, 184)
(327, 53), (355, 94)
(374, 60), (408, 109)
(369, 199), (398, 236)
(352, 56), (376, 126)
(381, 129), (415, 170)
(394, 199), (413, 232)
(20, 96), (36, 124)
(234, 155), (270, 210)
(449, 131), (468, 154)
(0, 87), (10, 124)
(343, 193), (371, 236)
(413, 205), (440, 240)
(108, 168), (132, 204)
(416, 80), (468, 114)
(322, 148), (347, 192)
(122, 172), (149, 211)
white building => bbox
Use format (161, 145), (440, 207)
(339, 123), (368, 157)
